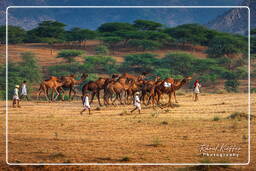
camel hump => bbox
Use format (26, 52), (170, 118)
(164, 78), (174, 83)
(49, 76), (58, 80)
(69, 74), (75, 77)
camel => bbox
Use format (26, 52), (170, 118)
(37, 76), (65, 101)
(104, 76), (136, 105)
(154, 76), (192, 107)
(120, 72), (148, 81)
(60, 73), (88, 100)
(141, 76), (161, 105)
(82, 74), (119, 106)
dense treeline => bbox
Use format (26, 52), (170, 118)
(0, 20), (253, 99)
(0, 19), (248, 58)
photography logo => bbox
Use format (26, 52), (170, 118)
(199, 144), (241, 158)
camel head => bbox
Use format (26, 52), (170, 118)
(185, 76), (192, 80)
(81, 73), (88, 80)
(112, 74), (119, 79)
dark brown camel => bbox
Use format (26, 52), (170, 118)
(60, 73), (88, 100)
(141, 76), (161, 105)
(82, 74), (119, 106)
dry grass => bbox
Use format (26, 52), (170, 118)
(0, 93), (255, 170)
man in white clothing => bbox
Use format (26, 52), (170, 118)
(20, 81), (29, 101)
(13, 85), (21, 108)
(80, 93), (91, 115)
(130, 92), (141, 114)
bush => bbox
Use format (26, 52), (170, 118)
(48, 63), (85, 77)
(121, 53), (158, 73)
(161, 52), (196, 75)
(57, 49), (85, 63)
(225, 80), (239, 92)
(0, 52), (42, 99)
(127, 39), (161, 51)
(84, 56), (118, 74)
(95, 45), (109, 55)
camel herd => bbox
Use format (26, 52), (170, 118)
(37, 72), (192, 107)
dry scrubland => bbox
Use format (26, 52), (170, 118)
(0, 93), (255, 170)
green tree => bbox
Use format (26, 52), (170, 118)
(225, 80), (239, 92)
(66, 27), (97, 47)
(95, 45), (109, 55)
(161, 52), (195, 75)
(122, 53), (158, 72)
(0, 25), (26, 44)
(57, 50), (85, 63)
(41, 37), (62, 55)
(0, 52), (42, 99)
(100, 36), (123, 52)
(133, 20), (162, 31)
(84, 56), (117, 74)
(206, 34), (247, 58)
(98, 22), (135, 32)
(127, 39), (161, 51)
(25, 20), (66, 43)
(18, 52), (42, 83)
(164, 24), (211, 46)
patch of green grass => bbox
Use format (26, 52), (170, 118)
(48, 152), (65, 159)
(120, 156), (130, 162)
(148, 137), (162, 147)
(213, 116), (220, 121)
(161, 121), (169, 125)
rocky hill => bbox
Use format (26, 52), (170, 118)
(0, 0), (242, 30)
(207, 0), (256, 35)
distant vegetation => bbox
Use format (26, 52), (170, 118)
(0, 52), (42, 99)
(0, 19), (252, 99)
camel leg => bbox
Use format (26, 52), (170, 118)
(44, 88), (50, 102)
(37, 90), (42, 101)
(118, 93), (123, 105)
(60, 87), (65, 101)
(174, 91), (178, 103)
(90, 91), (96, 104)
(71, 87), (77, 100)
(53, 88), (60, 101)
(96, 91), (102, 106)
(168, 93), (174, 108)
(68, 88), (72, 100)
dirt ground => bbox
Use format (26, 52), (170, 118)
(0, 93), (255, 170)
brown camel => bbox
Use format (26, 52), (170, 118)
(82, 74), (119, 106)
(141, 76), (161, 105)
(37, 76), (65, 101)
(154, 76), (192, 107)
(104, 76), (136, 105)
(60, 73), (88, 100)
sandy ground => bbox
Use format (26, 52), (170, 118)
(0, 93), (255, 170)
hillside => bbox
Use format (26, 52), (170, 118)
(207, 0), (256, 35)
(1, 0), (242, 30)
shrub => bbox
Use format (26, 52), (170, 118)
(161, 52), (196, 75)
(122, 53), (158, 73)
(48, 63), (85, 77)
(57, 49), (85, 63)
(213, 116), (220, 121)
(95, 45), (109, 55)
(84, 56), (117, 74)
(0, 52), (42, 99)
(127, 39), (161, 51)
(225, 80), (239, 92)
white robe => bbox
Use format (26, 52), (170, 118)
(83, 96), (90, 109)
(134, 95), (141, 110)
(21, 84), (27, 95)
(13, 88), (19, 100)
(194, 83), (201, 94)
